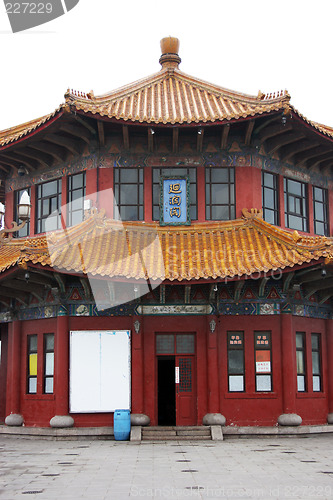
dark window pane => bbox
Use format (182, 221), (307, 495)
(228, 350), (244, 374)
(176, 335), (195, 354)
(263, 172), (274, 189)
(211, 184), (229, 203)
(288, 179), (302, 196)
(312, 352), (320, 375)
(71, 173), (84, 190)
(288, 215), (303, 231)
(121, 169), (138, 183)
(120, 185), (139, 204)
(264, 188), (275, 209)
(42, 180), (58, 197)
(211, 168), (229, 183)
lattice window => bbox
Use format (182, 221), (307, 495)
(179, 358), (192, 392)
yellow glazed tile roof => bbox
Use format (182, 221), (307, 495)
(63, 71), (291, 126)
(0, 209), (332, 282)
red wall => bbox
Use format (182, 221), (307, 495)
(5, 313), (330, 427)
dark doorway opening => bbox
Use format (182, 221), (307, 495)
(158, 357), (175, 425)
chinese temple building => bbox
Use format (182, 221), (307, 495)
(0, 37), (333, 435)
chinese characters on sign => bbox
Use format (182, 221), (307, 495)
(160, 177), (190, 225)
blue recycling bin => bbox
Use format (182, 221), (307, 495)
(114, 409), (131, 441)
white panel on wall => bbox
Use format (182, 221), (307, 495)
(70, 330), (131, 413)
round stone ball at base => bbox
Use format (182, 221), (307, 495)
(277, 414), (302, 426)
(5, 414), (24, 426)
(131, 414), (150, 426)
(50, 415), (75, 428)
(328, 413), (333, 425)
(202, 413), (226, 426)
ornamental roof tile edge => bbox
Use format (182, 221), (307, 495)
(0, 209), (332, 280)
(1, 38), (333, 144)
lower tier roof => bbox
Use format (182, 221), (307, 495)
(0, 209), (332, 282)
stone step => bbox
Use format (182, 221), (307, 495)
(141, 426), (212, 441)
(142, 434), (211, 441)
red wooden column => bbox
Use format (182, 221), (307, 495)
(278, 313), (302, 426)
(326, 319), (333, 423)
(131, 316), (144, 414)
(203, 315), (225, 429)
(206, 316), (219, 413)
(50, 308), (74, 428)
(5, 320), (23, 426)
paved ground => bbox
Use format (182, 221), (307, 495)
(1, 435), (333, 499)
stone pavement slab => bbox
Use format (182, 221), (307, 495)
(0, 435), (333, 499)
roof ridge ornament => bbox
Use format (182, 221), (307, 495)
(242, 208), (263, 219)
(159, 37), (181, 70)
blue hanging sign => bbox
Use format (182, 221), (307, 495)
(160, 176), (190, 226)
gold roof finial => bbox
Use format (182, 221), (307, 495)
(159, 37), (181, 69)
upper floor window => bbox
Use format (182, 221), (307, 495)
(114, 166), (144, 221)
(15, 187), (31, 237)
(36, 179), (62, 233)
(262, 171), (279, 225)
(284, 178), (308, 232)
(67, 172), (86, 227)
(313, 186), (329, 236)
(152, 167), (197, 221)
(206, 167), (235, 220)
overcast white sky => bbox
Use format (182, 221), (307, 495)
(0, 0), (332, 132)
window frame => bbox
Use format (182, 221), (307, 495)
(27, 334), (38, 394)
(262, 171), (279, 225)
(284, 177), (308, 232)
(254, 331), (272, 392)
(67, 171), (86, 227)
(113, 166), (144, 221)
(227, 331), (245, 392)
(296, 332), (306, 392)
(205, 166), (235, 221)
(36, 179), (62, 233)
(43, 333), (55, 394)
(313, 186), (329, 236)
(311, 333), (322, 392)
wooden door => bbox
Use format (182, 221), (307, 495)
(176, 355), (196, 425)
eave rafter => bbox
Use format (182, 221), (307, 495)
(28, 141), (66, 163)
(221, 123), (230, 149)
(0, 151), (36, 171)
(295, 145), (332, 168)
(97, 121), (105, 146)
(265, 131), (305, 156)
(60, 123), (93, 145)
(279, 139), (320, 162)
(244, 120), (255, 146)
(14, 147), (51, 168)
(44, 134), (82, 155)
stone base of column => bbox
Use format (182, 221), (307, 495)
(50, 415), (74, 428)
(278, 413), (302, 426)
(203, 413), (226, 426)
(5, 414), (24, 426)
(130, 414), (150, 426)
(327, 413), (333, 425)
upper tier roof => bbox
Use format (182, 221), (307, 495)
(0, 208), (332, 282)
(1, 37), (333, 147)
